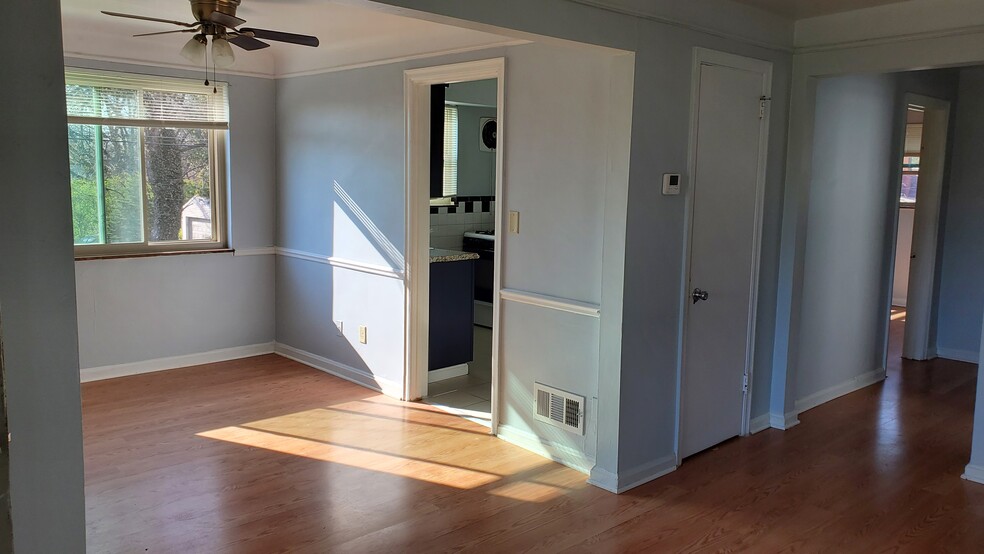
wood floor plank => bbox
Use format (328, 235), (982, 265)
(83, 315), (984, 552)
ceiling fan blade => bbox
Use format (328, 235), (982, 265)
(240, 28), (319, 47)
(133, 29), (199, 38)
(228, 35), (270, 51)
(101, 11), (197, 28)
(208, 11), (247, 28)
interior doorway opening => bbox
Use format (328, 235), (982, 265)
(893, 95), (950, 363)
(404, 59), (505, 432)
(423, 78), (499, 426)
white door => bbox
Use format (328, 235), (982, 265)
(680, 52), (771, 459)
(902, 96), (949, 361)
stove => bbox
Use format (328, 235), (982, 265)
(462, 230), (495, 304)
(463, 230), (495, 241)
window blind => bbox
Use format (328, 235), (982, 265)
(443, 105), (458, 197)
(65, 68), (229, 129)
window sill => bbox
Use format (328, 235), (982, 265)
(75, 248), (234, 261)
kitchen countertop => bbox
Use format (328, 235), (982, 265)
(430, 248), (480, 263)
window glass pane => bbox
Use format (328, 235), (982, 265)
(901, 155), (919, 205)
(69, 124), (100, 245)
(443, 106), (458, 197)
(102, 126), (144, 243)
(144, 127), (213, 242)
(901, 174), (919, 204)
(68, 124), (143, 245)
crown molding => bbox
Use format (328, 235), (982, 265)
(275, 39), (529, 79)
(565, 0), (793, 53)
(63, 51), (275, 79)
(795, 23), (984, 55)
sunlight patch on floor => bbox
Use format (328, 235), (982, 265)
(196, 402), (569, 501)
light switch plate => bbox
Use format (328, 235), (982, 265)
(508, 211), (520, 234)
(358, 325), (367, 344)
(662, 174), (681, 195)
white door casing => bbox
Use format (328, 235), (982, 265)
(403, 58), (505, 433)
(678, 49), (772, 460)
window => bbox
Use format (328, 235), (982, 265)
(65, 69), (229, 256)
(442, 105), (458, 197)
(901, 156), (920, 205)
(901, 118), (922, 206)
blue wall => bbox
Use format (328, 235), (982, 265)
(936, 67), (984, 362)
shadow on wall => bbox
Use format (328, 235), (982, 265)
(276, 178), (407, 388)
(333, 180), (404, 272)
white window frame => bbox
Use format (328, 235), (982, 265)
(65, 68), (229, 258)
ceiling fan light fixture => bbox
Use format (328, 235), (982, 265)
(180, 34), (207, 64)
(211, 37), (235, 68)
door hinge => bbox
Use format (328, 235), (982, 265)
(759, 96), (771, 119)
(742, 374), (749, 392)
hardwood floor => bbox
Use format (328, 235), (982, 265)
(83, 318), (984, 552)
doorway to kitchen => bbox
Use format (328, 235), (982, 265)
(404, 59), (505, 431)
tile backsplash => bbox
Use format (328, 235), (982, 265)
(430, 196), (495, 250)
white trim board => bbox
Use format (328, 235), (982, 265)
(496, 424), (594, 475)
(276, 247), (404, 280)
(770, 411), (800, 430)
(963, 464), (984, 485)
(794, 368), (887, 415)
(273, 342), (404, 399)
(428, 363), (469, 383)
(749, 413), (771, 434)
(588, 455), (677, 494)
(935, 347), (979, 364)
(80, 342), (275, 382)
(234, 247), (276, 257)
(499, 289), (601, 318)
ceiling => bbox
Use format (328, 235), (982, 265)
(60, 0), (524, 77)
(730, 0), (915, 19)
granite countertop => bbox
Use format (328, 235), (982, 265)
(430, 248), (480, 263)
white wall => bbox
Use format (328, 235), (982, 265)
(0, 0), (86, 549)
(66, 59), (278, 373)
(276, 40), (621, 470)
(893, 207), (914, 307)
(795, 74), (898, 409)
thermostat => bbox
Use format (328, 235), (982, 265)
(662, 174), (681, 196)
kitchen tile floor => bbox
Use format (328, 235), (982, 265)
(424, 325), (493, 426)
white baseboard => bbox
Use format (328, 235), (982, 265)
(496, 424), (594, 475)
(273, 342), (404, 399)
(935, 347), (979, 364)
(428, 363), (469, 383)
(588, 455), (677, 494)
(80, 342), (276, 382)
(795, 368), (886, 415)
(749, 413), (771, 434)
(770, 411), (800, 430)
(963, 464), (984, 485)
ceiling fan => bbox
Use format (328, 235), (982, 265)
(102, 0), (319, 69)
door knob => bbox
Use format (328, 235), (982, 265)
(692, 288), (709, 304)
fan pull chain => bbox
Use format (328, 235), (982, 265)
(204, 37), (210, 88)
